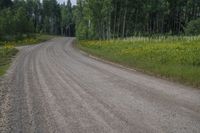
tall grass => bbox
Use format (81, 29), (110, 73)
(79, 36), (200, 88)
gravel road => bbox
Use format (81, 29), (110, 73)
(0, 37), (200, 133)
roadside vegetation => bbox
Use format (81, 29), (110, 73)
(0, 44), (18, 76)
(79, 36), (200, 87)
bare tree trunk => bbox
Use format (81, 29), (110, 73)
(122, 0), (128, 38)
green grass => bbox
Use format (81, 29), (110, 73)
(78, 36), (200, 88)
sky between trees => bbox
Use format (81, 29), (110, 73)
(58, 0), (76, 5)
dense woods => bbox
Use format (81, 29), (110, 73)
(75, 0), (200, 40)
(1, 0), (200, 40)
(0, 0), (75, 41)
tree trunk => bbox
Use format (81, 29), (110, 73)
(122, 0), (128, 38)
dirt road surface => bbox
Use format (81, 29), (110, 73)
(0, 37), (200, 133)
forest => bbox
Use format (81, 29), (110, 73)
(75, 0), (200, 39)
(1, 0), (200, 41)
(0, 0), (75, 41)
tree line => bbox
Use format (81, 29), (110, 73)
(1, 0), (200, 41)
(0, 0), (75, 41)
(75, 0), (200, 40)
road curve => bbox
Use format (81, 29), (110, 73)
(1, 37), (200, 133)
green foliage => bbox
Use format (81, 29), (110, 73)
(60, 0), (75, 36)
(79, 36), (200, 87)
(76, 21), (88, 40)
(186, 19), (200, 35)
(14, 7), (34, 34)
(0, 6), (33, 40)
(74, 0), (88, 39)
(0, 8), (15, 36)
(75, 0), (112, 40)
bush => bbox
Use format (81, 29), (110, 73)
(185, 18), (200, 35)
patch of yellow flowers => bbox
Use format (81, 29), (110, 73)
(4, 42), (15, 50)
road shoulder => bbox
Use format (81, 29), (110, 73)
(0, 76), (11, 133)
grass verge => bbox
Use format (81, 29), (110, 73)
(78, 36), (200, 88)
(0, 47), (18, 76)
